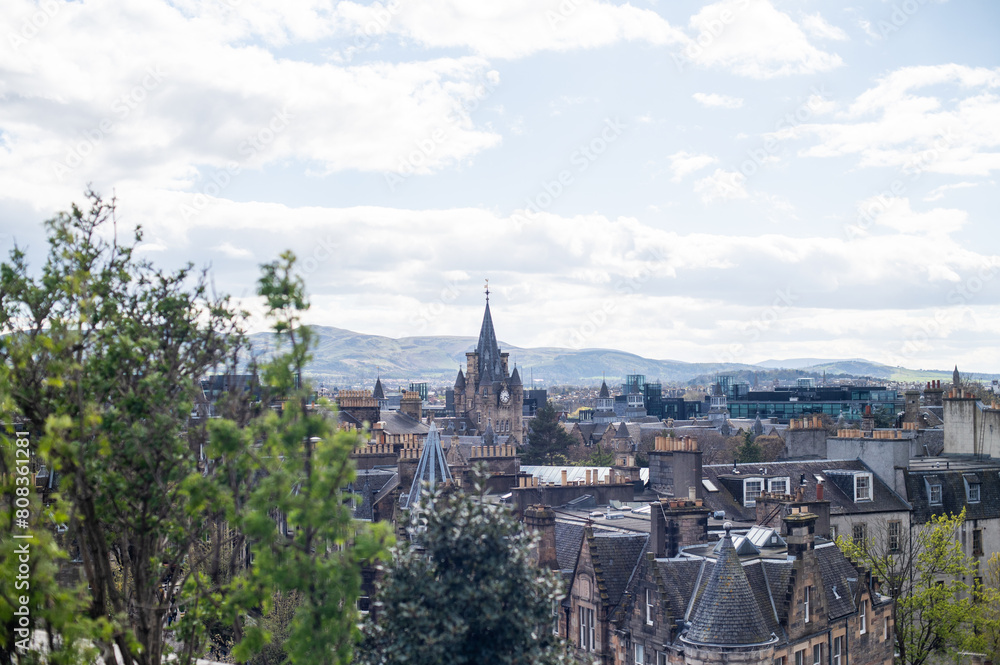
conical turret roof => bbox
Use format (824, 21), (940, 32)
(373, 376), (385, 400)
(510, 365), (522, 386)
(599, 380), (610, 399)
(402, 423), (452, 509)
(476, 301), (504, 384)
(454, 368), (466, 390)
(685, 525), (772, 646)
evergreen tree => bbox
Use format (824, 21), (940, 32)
(521, 401), (574, 465)
(358, 473), (572, 665)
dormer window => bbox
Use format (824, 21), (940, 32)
(768, 477), (789, 495)
(964, 474), (981, 503)
(929, 483), (942, 505)
(744, 478), (764, 506)
(854, 473), (872, 502)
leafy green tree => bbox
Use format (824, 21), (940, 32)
(521, 401), (575, 465)
(837, 509), (980, 665)
(217, 252), (392, 665)
(358, 472), (572, 665)
(0, 192), (241, 665)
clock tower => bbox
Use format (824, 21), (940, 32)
(453, 287), (524, 444)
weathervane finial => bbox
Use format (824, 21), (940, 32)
(484, 278), (490, 303)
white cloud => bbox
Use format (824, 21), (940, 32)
(216, 242), (254, 259)
(668, 151), (718, 181)
(692, 92), (744, 109)
(678, 0), (843, 78)
(773, 65), (1000, 177)
(924, 182), (979, 201)
(800, 13), (849, 41)
(340, 0), (687, 60)
(865, 196), (967, 237)
(694, 169), (748, 203)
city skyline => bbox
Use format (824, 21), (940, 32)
(1, 0), (999, 370)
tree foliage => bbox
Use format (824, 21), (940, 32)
(358, 473), (572, 665)
(836, 510), (980, 665)
(521, 402), (574, 465)
(0, 195), (391, 665)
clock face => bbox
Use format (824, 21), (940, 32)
(499, 388), (511, 404)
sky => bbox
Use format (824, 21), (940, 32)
(1, 0), (999, 372)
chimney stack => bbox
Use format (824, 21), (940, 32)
(524, 505), (558, 570)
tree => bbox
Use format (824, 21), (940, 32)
(836, 510), (980, 665)
(521, 401), (574, 465)
(216, 252), (392, 665)
(734, 431), (763, 464)
(0, 192), (242, 665)
(581, 444), (615, 467)
(357, 473), (572, 665)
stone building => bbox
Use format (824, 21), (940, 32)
(452, 293), (524, 443)
(613, 505), (894, 665)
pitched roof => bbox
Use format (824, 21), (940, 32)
(402, 423), (452, 509)
(685, 527), (773, 646)
(476, 301), (504, 384)
(590, 531), (649, 610)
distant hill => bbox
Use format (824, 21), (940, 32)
(246, 326), (1000, 388)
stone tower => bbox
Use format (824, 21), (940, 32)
(453, 292), (524, 444)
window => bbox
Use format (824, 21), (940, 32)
(635, 644), (645, 665)
(769, 477), (789, 495)
(813, 644), (823, 665)
(860, 599), (868, 635)
(795, 650), (805, 665)
(830, 525), (838, 541)
(973, 529), (983, 557)
(969, 483), (981, 503)
(853, 522), (867, 544)
(745, 478), (764, 506)
(929, 484), (942, 505)
(833, 636), (843, 665)
(657, 653), (668, 665)
(888, 521), (901, 552)
(645, 588), (654, 625)
(883, 616), (890, 641)
(552, 600), (560, 635)
(775, 657), (785, 665)
(579, 607), (595, 651)
(855, 473), (872, 501)
(803, 585), (811, 624)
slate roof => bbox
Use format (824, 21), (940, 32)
(701, 459), (910, 522)
(454, 369), (465, 390)
(402, 423), (452, 509)
(589, 531), (649, 610)
(475, 301), (504, 385)
(903, 461), (1000, 524)
(348, 469), (396, 520)
(654, 558), (704, 622)
(556, 521), (586, 576)
(685, 528), (773, 646)
(815, 542), (861, 618)
(599, 380), (610, 399)
(510, 366), (522, 386)
(373, 377), (385, 400)
(379, 411), (430, 435)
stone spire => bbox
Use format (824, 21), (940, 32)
(476, 298), (504, 385)
(599, 379), (610, 399)
(685, 524), (772, 646)
(402, 423), (452, 510)
(373, 376), (385, 400)
(953, 365), (961, 388)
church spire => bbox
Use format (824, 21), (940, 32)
(476, 285), (504, 384)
